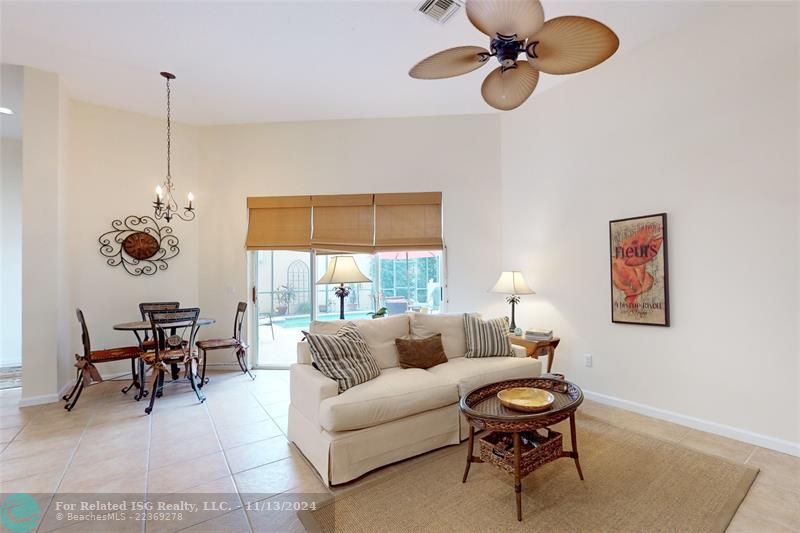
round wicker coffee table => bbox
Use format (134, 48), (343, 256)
(459, 377), (584, 521)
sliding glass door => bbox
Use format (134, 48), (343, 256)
(254, 250), (313, 367)
(252, 249), (444, 368)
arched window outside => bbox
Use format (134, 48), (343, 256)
(286, 259), (310, 314)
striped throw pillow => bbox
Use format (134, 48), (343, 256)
(303, 323), (381, 393)
(463, 313), (513, 358)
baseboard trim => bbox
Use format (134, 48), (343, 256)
(583, 389), (800, 458)
(19, 371), (134, 407)
(58, 380), (74, 400)
(19, 392), (60, 407)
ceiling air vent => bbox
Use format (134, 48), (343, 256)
(417, 0), (463, 24)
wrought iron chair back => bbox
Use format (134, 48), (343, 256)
(195, 302), (254, 384)
(143, 307), (204, 414)
(139, 302), (180, 343)
(76, 308), (92, 359)
(234, 302), (247, 342)
(148, 307), (200, 362)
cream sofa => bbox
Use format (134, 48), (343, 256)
(287, 312), (542, 485)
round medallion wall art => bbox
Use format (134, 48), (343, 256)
(98, 215), (180, 276)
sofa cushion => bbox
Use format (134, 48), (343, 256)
(303, 323), (381, 393)
(319, 367), (458, 432)
(395, 334), (448, 369)
(310, 315), (410, 369)
(297, 341), (313, 364)
(463, 313), (513, 357)
(408, 313), (467, 358)
(426, 356), (542, 397)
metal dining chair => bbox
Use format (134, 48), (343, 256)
(196, 302), (254, 385)
(261, 311), (275, 341)
(138, 302), (180, 349)
(142, 307), (204, 414)
(63, 309), (142, 411)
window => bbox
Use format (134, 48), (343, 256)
(286, 260), (310, 316)
(316, 251), (443, 321)
(378, 251), (442, 313)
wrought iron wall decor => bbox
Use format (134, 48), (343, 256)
(99, 215), (180, 276)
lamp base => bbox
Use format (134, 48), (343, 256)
(334, 284), (351, 320)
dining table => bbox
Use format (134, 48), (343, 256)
(113, 318), (216, 400)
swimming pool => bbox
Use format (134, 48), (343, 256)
(263, 312), (375, 329)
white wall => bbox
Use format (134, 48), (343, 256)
(1, 137), (22, 368)
(501, 3), (799, 447)
(56, 79), (73, 389)
(1, 64), (23, 370)
(62, 101), (201, 379)
(20, 67), (62, 400)
(196, 115), (504, 347)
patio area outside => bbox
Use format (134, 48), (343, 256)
(254, 250), (442, 367)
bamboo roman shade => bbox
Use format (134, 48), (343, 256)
(246, 196), (312, 250)
(311, 194), (374, 253)
(245, 192), (442, 251)
(375, 192), (443, 250)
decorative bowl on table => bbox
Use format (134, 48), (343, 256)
(497, 387), (555, 413)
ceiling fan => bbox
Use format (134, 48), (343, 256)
(409, 0), (619, 111)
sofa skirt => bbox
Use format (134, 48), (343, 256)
(289, 403), (461, 485)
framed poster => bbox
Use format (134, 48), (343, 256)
(609, 213), (669, 326)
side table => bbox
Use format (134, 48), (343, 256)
(460, 378), (584, 521)
(509, 336), (560, 373)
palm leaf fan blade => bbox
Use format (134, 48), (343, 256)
(409, 46), (491, 79)
(526, 16), (619, 75)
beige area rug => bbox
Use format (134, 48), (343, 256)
(300, 415), (758, 533)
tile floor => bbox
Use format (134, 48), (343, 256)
(0, 370), (797, 532)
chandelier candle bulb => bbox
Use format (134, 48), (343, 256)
(187, 192), (194, 208)
(155, 185), (163, 199)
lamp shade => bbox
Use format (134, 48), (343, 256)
(490, 271), (535, 295)
(316, 256), (371, 285)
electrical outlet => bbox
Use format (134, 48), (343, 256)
(584, 354), (593, 368)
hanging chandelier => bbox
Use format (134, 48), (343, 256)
(152, 72), (195, 223)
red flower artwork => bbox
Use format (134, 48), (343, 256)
(611, 225), (663, 304)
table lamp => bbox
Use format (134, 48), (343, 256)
(316, 256), (372, 320)
(490, 271), (535, 332)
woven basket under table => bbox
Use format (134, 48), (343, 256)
(479, 429), (564, 477)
